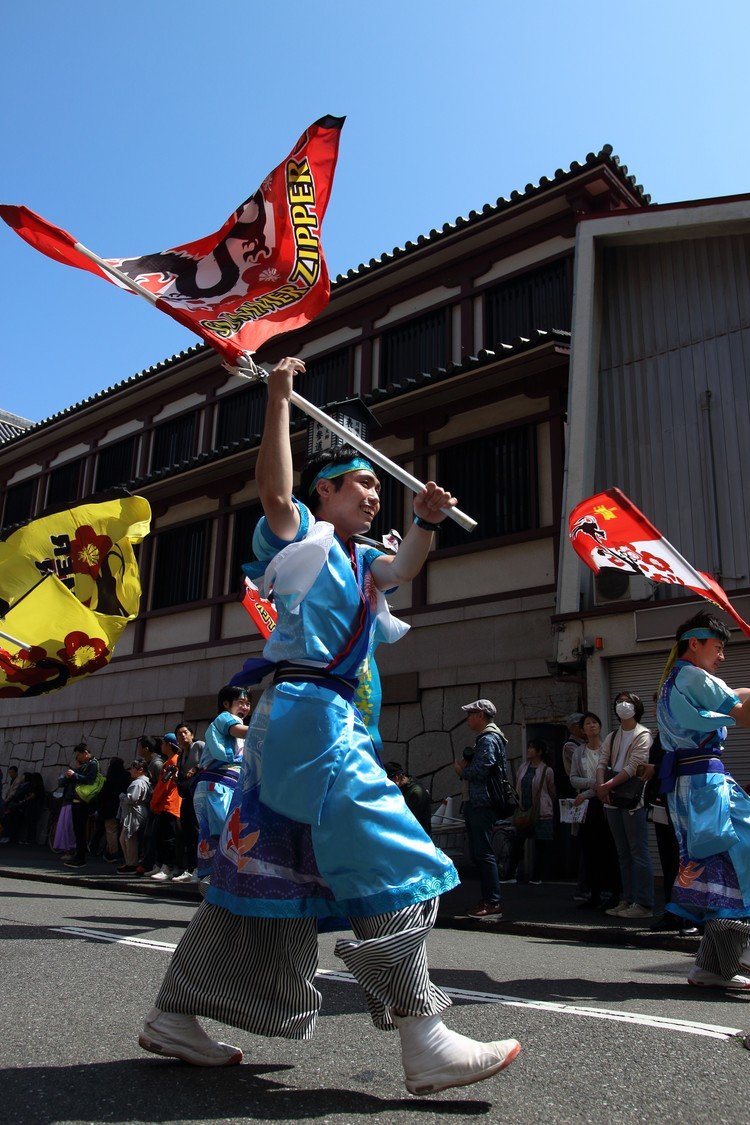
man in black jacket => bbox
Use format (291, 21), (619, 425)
(384, 762), (432, 835)
(63, 743), (99, 869)
(454, 699), (508, 920)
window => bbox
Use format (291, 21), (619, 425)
(47, 460), (81, 507)
(2, 478), (35, 529)
(436, 426), (537, 549)
(151, 414), (195, 472)
(293, 348), (351, 410)
(95, 436), (137, 491)
(151, 520), (210, 609)
(229, 503), (263, 593)
(370, 472), (405, 541)
(381, 309), (447, 385)
(484, 259), (571, 346)
(216, 384), (267, 447)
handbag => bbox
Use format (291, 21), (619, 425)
(604, 767), (645, 809)
(603, 730), (646, 809)
(75, 768), (105, 804)
(511, 765), (544, 832)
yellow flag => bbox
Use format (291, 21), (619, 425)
(0, 496), (150, 697)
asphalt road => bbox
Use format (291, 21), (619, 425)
(2, 876), (749, 1125)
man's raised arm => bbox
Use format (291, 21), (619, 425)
(254, 357), (306, 541)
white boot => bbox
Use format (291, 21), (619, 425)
(138, 1006), (243, 1066)
(394, 1013), (520, 1095)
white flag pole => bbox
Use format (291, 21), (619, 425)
(70, 239), (477, 533)
(0, 626), (32, 649)
(230, 356), (477, 533)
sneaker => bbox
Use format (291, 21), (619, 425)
(688, 966), (750, 990)
(64, 859), (86, 868)
(467, 902), (503, 920)
(528, 880), (542, 885)
(0, 837), (10, 845)
(172, 870), (197, 884)
(605, 900), (631, 917)
(142, 865), (160, 877)
(151, 866), (175, 881)
(116, 865), (138, 875)
(572, 892), (592, 903)
(138, 1006), (242, 1066)
(618, 903), (653, 920)
(395, 1013), (520, 1095)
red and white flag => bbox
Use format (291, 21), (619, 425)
(241, 576), (277, 639)
(0, 116), (344, 362)
(569, 487), (750, 637)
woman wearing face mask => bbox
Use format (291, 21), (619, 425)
(596, 693), (654, 920)
(570, 712), (621, 911)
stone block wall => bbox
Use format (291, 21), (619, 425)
(379, 674), (580, 806)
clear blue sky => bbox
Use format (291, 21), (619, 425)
(1, 0), (748, 423)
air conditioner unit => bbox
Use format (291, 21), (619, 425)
(593, 569), (654, 606)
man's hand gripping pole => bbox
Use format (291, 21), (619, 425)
(227, 354), (477, 534)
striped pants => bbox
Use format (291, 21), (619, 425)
(695, 918), (750, 980)
(155, 896), (451, 1039)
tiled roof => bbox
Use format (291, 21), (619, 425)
(0, 409), (34, 444)
(331, 144), (649, 286)
(0, 145), (639, 452)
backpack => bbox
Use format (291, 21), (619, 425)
(485, 733), (518, 819)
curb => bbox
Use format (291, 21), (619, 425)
(0, 864), (200, 902)
(1, 863), (701, 952)
(435, 914), (701, 953)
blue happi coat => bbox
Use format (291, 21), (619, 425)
(206, 501), (459, 920)
(658, 659), (750, 923)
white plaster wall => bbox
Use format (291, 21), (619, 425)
(373, 285), (460, 329)
(144, 607), (213, 650)
(7, 463), (42, 484)
(474, 236), (573, 287)
(155, 497), (219, 527)
(428, 396), (547, 445)
(152, 392), (205, 422)
(100, 418), (143, 444)
(49, 442), (89, 466)
(427, 538), (554, 603)
(295, 325), (362, 358)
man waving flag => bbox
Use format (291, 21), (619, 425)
(0, 116), (344, 363)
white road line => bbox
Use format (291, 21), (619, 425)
(53, 926), (746, 1042)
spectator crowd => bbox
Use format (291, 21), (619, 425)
(0, 687), (698, 934)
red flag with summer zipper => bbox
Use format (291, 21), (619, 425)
(0, 116), (344, 362)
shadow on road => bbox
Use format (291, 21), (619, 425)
(3, 1059), (494, 1122)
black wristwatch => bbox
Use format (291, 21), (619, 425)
(413, 515), (441, 532)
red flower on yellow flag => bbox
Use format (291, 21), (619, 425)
(69, 526), (113, 579)
(57, 631), (111, 677)
(0, 496), (150, 697)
